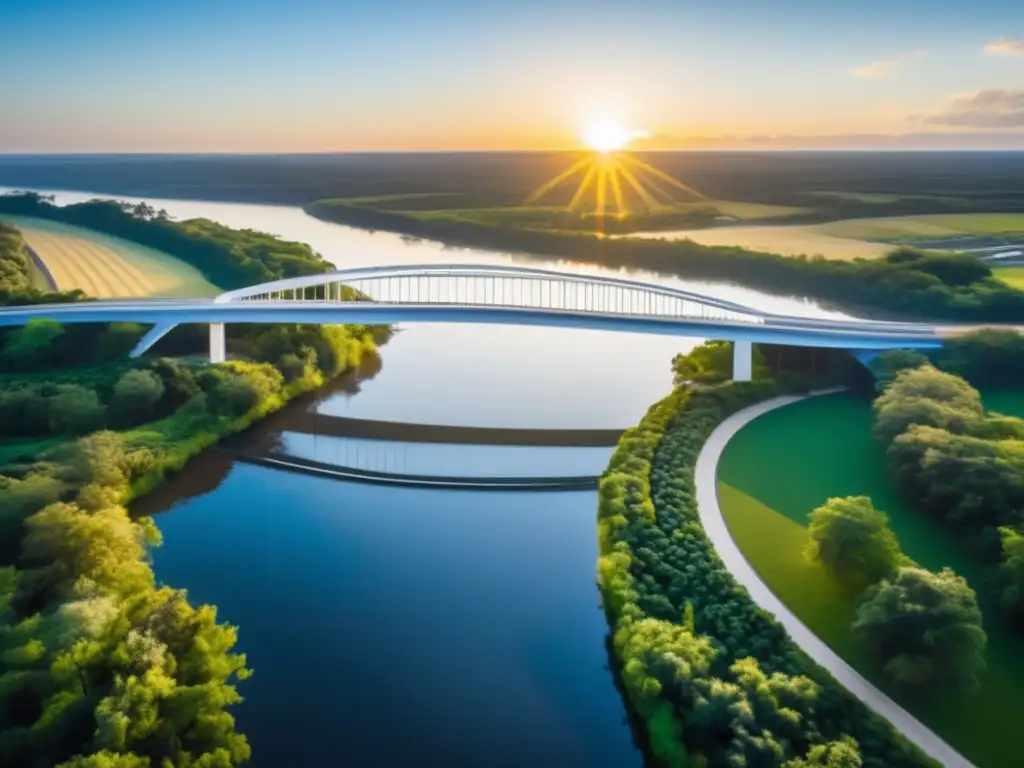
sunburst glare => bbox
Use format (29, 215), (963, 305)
(525, 121), (706, 230)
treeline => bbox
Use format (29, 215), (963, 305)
(598, 378), (934, 767)
(0, 193), (335, 290)
(308, 200), (1024, 322)
(670, 340), (870, 392)
(0, 314), (381, 764)
(0, 321), (383, 441)
(869, 342), (1024, 625)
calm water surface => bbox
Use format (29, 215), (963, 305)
(5, 186), (846, 765)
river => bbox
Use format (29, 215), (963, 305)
(2, 185), (846, 766)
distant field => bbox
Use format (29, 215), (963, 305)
(994, 267), (1024, 289)
(1, 215), (220, 298)
(626, 212), (1024, 261)
(628, 223), (892, 260)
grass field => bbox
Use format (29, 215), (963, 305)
(630, 223), (893, 259)
(716, 392), (1024, 768)
(627, 212), (1024, 261)
(0, 215), (220, 299)
(994, 267), (1024, 289)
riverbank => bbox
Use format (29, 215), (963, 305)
(597, 380), (936, 768)
(306, 199), (1024, 323)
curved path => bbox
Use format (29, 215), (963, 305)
(694, 392), (974, 768)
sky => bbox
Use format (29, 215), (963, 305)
(1, 0), (1023, 152)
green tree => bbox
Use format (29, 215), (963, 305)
(874, 365), (983, 439)
(784, 737), (862, 768)
(853, 566), (987, 693)
(112, 370), (165, 424)
(805, 497), (902, 588)
(997, 526), (1024, 615)
(22, 503), (153, 595)
(49, 385), (106, 435)
(57, 752), (151, 768)
(868, 350), (928, 393)
(1, 318), (65, 367)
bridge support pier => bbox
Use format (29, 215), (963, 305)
(733, 340), (752, 382)
(210, 323), (226, 363)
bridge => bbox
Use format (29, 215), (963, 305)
(0, 263), (970, 380)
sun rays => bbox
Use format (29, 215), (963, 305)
(525, 149), (708, 222)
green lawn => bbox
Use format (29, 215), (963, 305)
(994, 267), (1024, 290)
(717, 392), (1024, 768)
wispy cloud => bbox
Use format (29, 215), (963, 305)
(921, 88), (1024, 129)
(849, 50), (926, 78)
(984, 37), (1024, 56)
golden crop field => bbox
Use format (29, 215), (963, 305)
(2, 215), (220, 298)
(630, 213), (1024, 262)
(630, 223), (892, 260)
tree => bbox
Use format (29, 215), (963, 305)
(57, 752), (150, 768)
(49, 385), (106, 435)
(785, 737), (862, 768)
(688, 657), (821, 766)
(671, 340), (767, 386)
(805, 497), (902, 588)
(868, 349), (928, 393)
(853, 566), (987, 693)
(22, 502), (153, 595)
(2, 318), (65, 367)
(112, 369), (165, 424)
(997, 526), (1024, 616)
(873, 365), (985, 445)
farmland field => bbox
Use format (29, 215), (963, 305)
(0, 215), (220, 298)
(717, 392), (1024, 768)
(628, 212), (1024, 261)
(628, 222), (892, 259)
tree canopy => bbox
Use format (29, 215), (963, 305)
(853, 567), (987, 693)
(805, 497), (902, 588)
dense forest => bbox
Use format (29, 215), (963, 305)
(0, 193), (334, 291)
(598, 371), (934, 767)
(308, 200), (1024, 322)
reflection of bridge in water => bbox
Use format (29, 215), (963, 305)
(224, 432), (604, 492)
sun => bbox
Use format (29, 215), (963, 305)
(582, 120), (636, 154)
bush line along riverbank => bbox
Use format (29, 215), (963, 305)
(597, 379), (935, 768)
(307, 199), (1024, 322)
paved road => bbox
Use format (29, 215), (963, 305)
(694, 392), (975, 768)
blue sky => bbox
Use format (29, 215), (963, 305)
(1, 0), (1023, 151)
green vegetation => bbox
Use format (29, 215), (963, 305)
(310, 200), (1024, 321)
(0, 194), (335, 291)
(853, 566), (986, 694)
(0, 318), (382, 767)
(805, 497), (902, 590)
(598, 356), (932, 767)
(717, 363), (1024, 766)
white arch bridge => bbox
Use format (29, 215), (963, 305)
(0, 263), (984, 380)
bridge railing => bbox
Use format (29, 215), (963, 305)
(220, 265), (767, 325)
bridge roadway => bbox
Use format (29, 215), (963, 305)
(0, 296), (960, 350)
